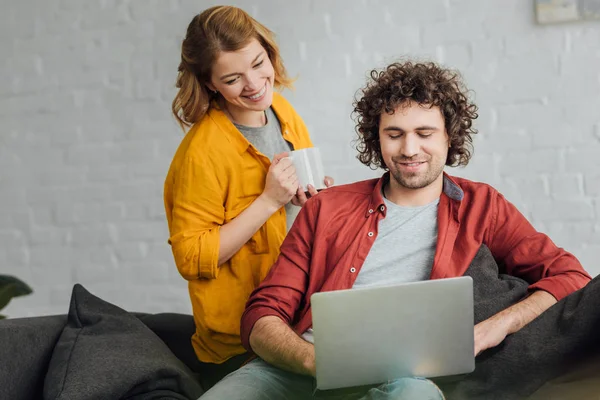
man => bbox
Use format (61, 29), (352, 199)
(199, 61), (591, 399)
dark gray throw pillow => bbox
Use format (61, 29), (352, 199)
(43, 284), (203, 400)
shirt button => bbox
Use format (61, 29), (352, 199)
(350, 267), (356, 273)
(380, 205), (385, 211)
(368, 209), (374, 213)
(368, 232), (374, 237)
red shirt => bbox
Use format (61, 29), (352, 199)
(240, 173), (591, 351)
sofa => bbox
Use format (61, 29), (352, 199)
(0, 284), (212, 400)
(2, 260), (600, 400)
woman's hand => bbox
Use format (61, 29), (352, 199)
(259, 153), (299, 212)
(291, 176), (334, 207)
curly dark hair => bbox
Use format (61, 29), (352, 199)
(353, 61), (478, 169)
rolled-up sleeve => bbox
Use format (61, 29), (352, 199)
(240, 198), (316, 351)
(169, 156), (225, 280)
(488, 192), (591, 301)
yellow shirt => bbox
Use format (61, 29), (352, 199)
(164, 92), (314, 363)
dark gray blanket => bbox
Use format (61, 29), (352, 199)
(437, 245), (600, 400)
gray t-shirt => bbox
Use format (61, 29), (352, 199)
(234, 107), (299, 230)
(352, 196), (439, 288)
(302, 194), (439, 343)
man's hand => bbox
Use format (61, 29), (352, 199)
(474, 313), (512, 356)
(473, 290), (557, 356)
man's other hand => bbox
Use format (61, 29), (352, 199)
(474, 290), (557, 356)
(473, 313), (513, 356)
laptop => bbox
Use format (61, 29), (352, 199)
(310, 276), (475, 390)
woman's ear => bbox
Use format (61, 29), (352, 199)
(206, 82), (217, 93)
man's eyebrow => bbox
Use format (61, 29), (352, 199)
(414, 125), (440, 131)
(219, 52), (264, 80)
(382, 126), (406, 133)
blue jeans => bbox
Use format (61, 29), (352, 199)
(199, 358), (445, 400)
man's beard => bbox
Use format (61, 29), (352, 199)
(389, 159), (445, 190)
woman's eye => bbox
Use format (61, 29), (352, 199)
(253, 60), (264, 68)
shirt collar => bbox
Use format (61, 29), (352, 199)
(207, 105), (250, 155)
(367, 171), (464, 217)
(207, 93), (291, 156)
(442, 173), (464, 201)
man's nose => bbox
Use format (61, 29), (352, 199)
(400, 134), (420, 158)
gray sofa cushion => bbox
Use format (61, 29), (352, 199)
(43, 284), (203, 400)
(0, 314), (66, 400)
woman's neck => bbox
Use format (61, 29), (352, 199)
(223, 101), (267, 127)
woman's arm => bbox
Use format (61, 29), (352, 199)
(218, 153), (298, 265)
(170, 152), (299, 278)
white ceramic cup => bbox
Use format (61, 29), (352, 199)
(285, 147), (326, 191)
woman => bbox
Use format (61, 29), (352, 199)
(164, 5), (332, 388)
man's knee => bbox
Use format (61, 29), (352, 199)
(199, 359), (313, 400)
(381, 377), (445, 400)
(199, 360), (266, 400)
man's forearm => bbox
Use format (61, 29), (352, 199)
(249, 315), (316, 377)
(502, 290), (557, 334)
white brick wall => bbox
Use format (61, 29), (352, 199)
(2, 0), (599, 318)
